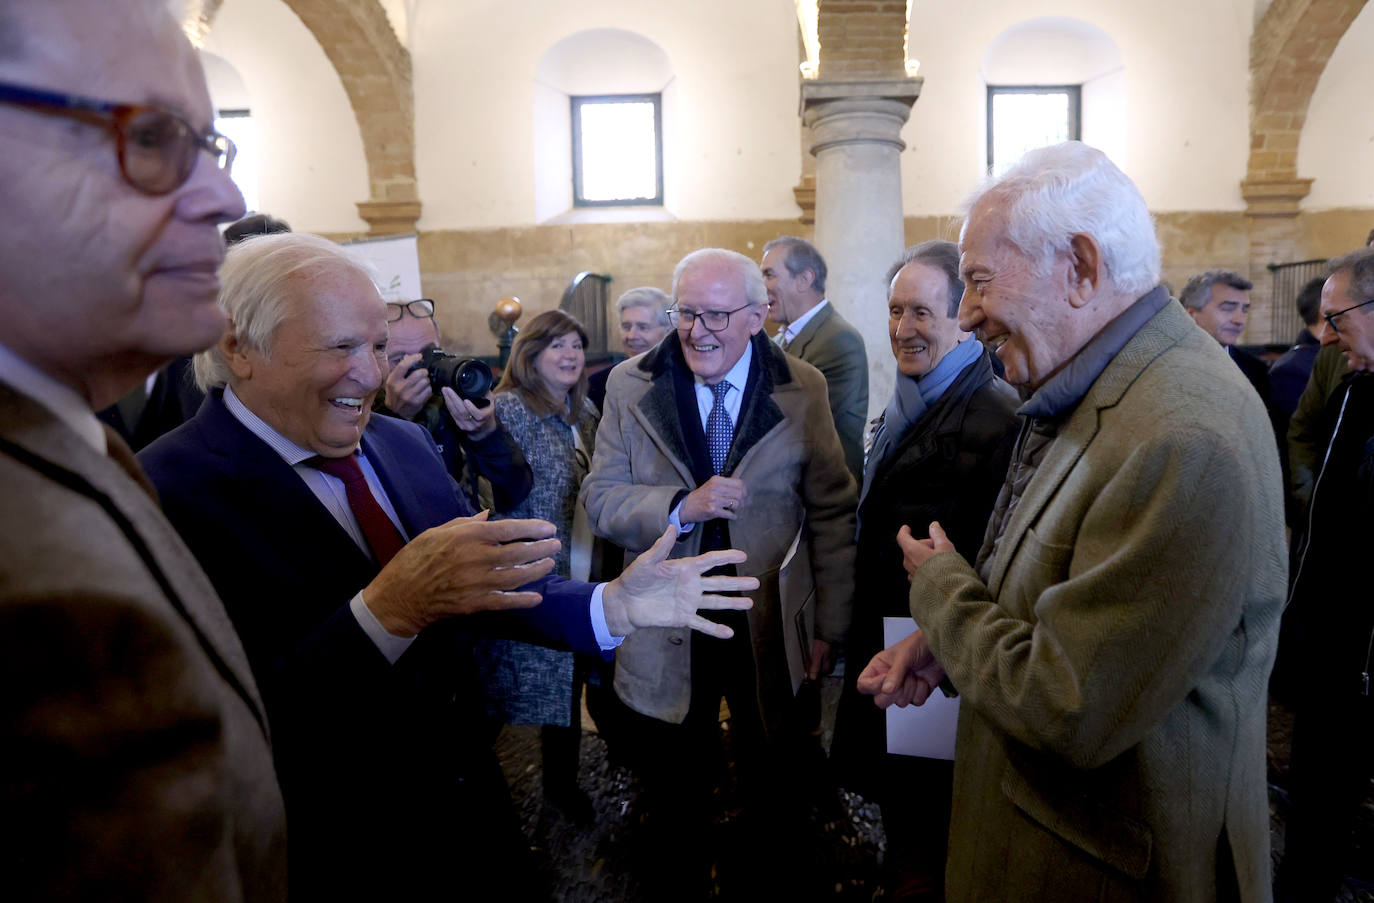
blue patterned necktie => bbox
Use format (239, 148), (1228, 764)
(706, 379), (733, 475)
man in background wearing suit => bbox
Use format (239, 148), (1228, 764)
(0, 1), (288, 898)
(761, 236), (869, 480)
(859, 143), (1286, 902)
(139, 232), (756, 900)
(583, 248), (857, 897)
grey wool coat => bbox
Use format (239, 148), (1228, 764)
(581, 332), (857, 732)
(909, 300), (1287, 902)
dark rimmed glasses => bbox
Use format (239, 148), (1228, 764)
(1323, 298), (1374, 335)
(0, 81), (235, 195)
(667, 304), (754, 332)
(386, 299), (436, 323)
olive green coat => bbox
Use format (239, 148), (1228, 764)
(910, 301), (1287, 902)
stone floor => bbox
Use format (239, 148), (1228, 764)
(493, 678), (1373, 901)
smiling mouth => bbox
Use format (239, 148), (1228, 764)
(983, 334), (1009, 352)
(330, 396), (365, 413)
(690, 341), (721, 353)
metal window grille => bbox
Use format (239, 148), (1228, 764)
(1267, 258), (1328, 345)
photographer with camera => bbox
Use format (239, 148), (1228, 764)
(378, 298), (532, 510)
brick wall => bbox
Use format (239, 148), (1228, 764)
(816, 0), (908, 79)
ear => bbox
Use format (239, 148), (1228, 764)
(797, 268), (816, 292)
(1066, 233), (1104, 309)
(220, 324), (255, 380)
(746, 305), (766, 335)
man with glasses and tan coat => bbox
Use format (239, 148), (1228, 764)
(582, 247), (857, 897)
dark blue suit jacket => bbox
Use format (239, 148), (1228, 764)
(139, 389), (599, 899)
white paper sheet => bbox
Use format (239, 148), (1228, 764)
(882, 617), (960, 760)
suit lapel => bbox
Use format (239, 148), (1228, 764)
(787, 302), (834, 358)
(362, 428), (437, 539)
(198, 394), (375, 579)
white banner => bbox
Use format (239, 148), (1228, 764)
(340, 233), (421, 302)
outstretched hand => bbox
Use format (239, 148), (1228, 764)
(602, 526), (758, 638)
(855, 628), (947, 708)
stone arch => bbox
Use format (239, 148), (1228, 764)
(1243, 0), (1367, 215)
(203, 0), (420, 233)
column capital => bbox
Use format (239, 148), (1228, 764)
(356, 199), (423, 235)
(800, 78), (923, 155)
(1239, 176), (1313, 218)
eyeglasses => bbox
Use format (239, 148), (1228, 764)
(0, 81), (235, 195)
(386, 299), (436, 322)
(667, 304), (755, 332)
(1323, 298), (1374, 335)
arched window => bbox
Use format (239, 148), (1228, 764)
(982, 18), (1124, 174)
(534, 29), (675, 222)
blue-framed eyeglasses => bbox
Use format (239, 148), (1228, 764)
(0, 81), (235, 195)
(1323, 298), (1374, 335)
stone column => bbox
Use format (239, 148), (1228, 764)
(802, 78), (921, 420)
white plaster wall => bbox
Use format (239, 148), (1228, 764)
(412, 0), (801, 229)
(904, 0), (1254, 215)
(1297, 2), (1374, 210)
(202, 0), (369, 231)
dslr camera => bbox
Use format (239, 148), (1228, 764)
(408, 347), (494, 409)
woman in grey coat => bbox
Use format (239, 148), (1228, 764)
(474, 309), (598, 817)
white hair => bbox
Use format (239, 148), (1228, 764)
(194, 233), (379, 390)
(961, 142), (1160, 297)
(614, 286), (671, 325)
(671, 248), (768, 309)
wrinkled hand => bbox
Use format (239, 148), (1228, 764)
(896, 520), (955, 581)
(807, 638), (836, 680)
(442, 388), (497, 440)
(856, 629), (947, 708)
(383, 353), (433, 419)
(363, 512), (558, 635)
(602, 526), (758, 639)
(679, 476), (748, 523)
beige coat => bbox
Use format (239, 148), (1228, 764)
(910, 301), (1287, 902)
(582, 334), (856, 731)
(0, 386), (287, 902)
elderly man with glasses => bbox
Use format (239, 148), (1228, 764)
(377, 297), (533, 510)
(581, 247), (857, 897)
(0, 1), (286, 899)
(1275, 245), (1374, 903)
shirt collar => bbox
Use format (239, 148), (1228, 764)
(694, 339), (753, 392)
(783, 298), (829, 345)
(0, 341), (107, 453)
(223, 383), (342, 466)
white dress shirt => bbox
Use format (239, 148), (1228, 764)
(779, 298), (828, 348)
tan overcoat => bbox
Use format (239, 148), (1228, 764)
(910, 301), (1287, 902)
(0, 386), (287, 902)
(582, 333), (856, 731)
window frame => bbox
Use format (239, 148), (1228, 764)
(570, 92), (664, 208)
(985, 85), (1082, 174)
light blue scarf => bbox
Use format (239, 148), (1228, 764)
(859, 338), (983, 514)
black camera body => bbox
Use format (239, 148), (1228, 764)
(408, 347), (494, 408)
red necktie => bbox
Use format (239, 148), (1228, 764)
(305, 453), (406, 567)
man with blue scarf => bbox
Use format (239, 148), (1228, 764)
(832, 239), (1018, 902)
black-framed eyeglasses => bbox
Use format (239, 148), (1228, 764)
(386, 299), (435, 323)
(1323, 298), (1374, 335)
(0, 81), (235, 195)
(667, 304), (755, 332)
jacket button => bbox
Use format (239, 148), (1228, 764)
(668, 636), (684, 646)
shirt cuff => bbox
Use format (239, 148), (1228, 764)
(668, 500), (696, 534)
(350, 592), (418, 664)
(588, 583), (624, 650)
